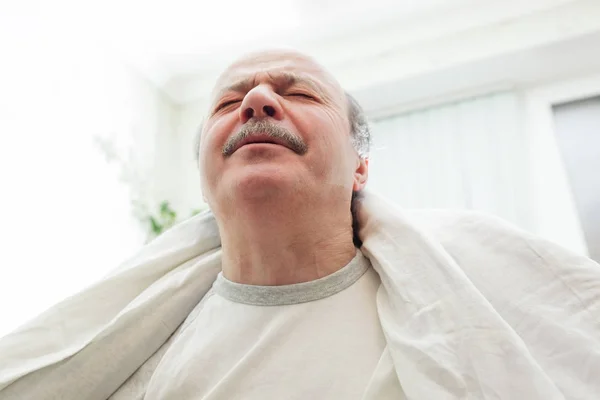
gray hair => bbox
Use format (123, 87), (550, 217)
(194, 91), (371, 160)
(345, 92), (371, 159)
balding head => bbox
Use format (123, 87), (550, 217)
(211, 49), (345, 106)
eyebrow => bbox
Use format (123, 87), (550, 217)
(215, 71), (328, 102)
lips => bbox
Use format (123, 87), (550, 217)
(232, 133), (292, 154)
(222, 121), (308, 157)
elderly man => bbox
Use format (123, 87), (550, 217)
(1, 50), (599, 400)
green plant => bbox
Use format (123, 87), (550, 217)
(146, 201), (207, 241)
(148, 201), (178, 237)
(93, 135), (209, 242)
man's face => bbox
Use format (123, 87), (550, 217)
(198, 50), (367, 212)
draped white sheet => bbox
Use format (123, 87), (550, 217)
(1, 190), (599, 399)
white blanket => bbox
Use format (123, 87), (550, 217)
(1, 191), (599, 399)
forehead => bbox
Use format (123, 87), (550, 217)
(212, 50), (343, 100)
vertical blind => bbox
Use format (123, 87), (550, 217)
(368, 92), (533, 230)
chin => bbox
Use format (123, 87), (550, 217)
(225, 164), (302, 202)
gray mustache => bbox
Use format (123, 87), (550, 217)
(222, 120), (308, 156)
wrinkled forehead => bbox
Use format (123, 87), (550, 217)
(211, 50), (345, 103)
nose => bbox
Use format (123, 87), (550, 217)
(239, 85), (284, 123)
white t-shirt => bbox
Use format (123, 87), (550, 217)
(145, 250), (405, 399)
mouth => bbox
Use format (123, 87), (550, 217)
(232, 134), (292, 154)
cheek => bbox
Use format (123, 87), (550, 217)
(197, 140), (215, 201)
(294, 108), (355, 180)
(198, 117), (234, 192)
(200, 114), (239, 162)
(198, 131), (215, 179)
(295, 108), (347, 150)
(204, 115), (237, 149)
(315, 110), (353, 161)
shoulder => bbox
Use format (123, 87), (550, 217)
(405, 208), (560, 259)
(405, 208), (598, 285)
(406, 208), (515, 232)
(408, 208), (584, 257)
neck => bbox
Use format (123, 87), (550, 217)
(217, 198), (356, 286)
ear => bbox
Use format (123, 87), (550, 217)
(352, 158), (369, 192)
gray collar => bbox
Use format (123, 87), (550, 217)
(213, 250), (370, 306)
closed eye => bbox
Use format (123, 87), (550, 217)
(215, 99), (241, 112)
(286, 93), (315, 100)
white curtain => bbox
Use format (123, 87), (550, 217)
(368, 92), (533, 231)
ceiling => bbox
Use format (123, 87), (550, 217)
(5, 0), (598, 108)
(92, 0), (487, 102)
(96, 0), (473, 86)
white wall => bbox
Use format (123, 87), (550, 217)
(0, 23), (178, 337)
